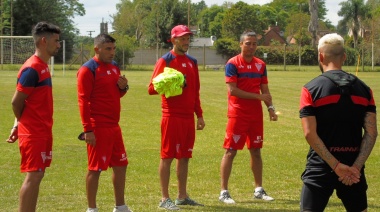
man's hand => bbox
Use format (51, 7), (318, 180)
(117, 75), (128, 90)
(84, 132), (96, 146)
(269, 110), (278, 121)
(197, 117), (205, 130)
(6, 127), (18, 143)
(335, 163), (361, 186)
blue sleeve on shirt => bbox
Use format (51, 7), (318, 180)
(18, 67), (39, 87)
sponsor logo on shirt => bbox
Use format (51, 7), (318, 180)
(41, 68), (49, 74)
(247, 65), (252, 69)
(329, 146), (359, 152)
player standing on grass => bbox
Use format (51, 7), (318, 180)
(148, 25), (205, 210)
(219, 30), (277, 204)
(6, 21), (61, 212)
(77, 33), (132, 212)
(299, 33), (377, 211)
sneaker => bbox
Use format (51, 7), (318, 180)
(254, 188), (274, 201)
(219, 190), (236, 204)
(175, 197), (204, 206)
(158, 198), (180, 210)
(113, 205), (133, 212)
(86, 208), (98, 212)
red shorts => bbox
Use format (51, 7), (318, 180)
(87, 126), (128, 171)
(224, 117), (263, 150)
(161, 116), (195, 159)
(19, 136), (53, 172)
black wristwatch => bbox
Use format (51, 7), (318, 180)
(121, 84), (129, 92)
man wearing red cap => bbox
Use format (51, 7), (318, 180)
(148, 24), (205, 210)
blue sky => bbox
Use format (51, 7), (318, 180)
(75, 0), (344, 36)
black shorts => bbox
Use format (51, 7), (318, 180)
(300, 169), (368, 212)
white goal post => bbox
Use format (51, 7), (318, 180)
(0, 36), (65, 76)
(0, 36), (34, 65)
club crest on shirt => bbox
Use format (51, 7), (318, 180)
(107, 70), (111, 75)
(182, 63), (187, 68)
(255, 63), (262, 71)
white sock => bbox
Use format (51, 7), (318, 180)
(115, 205), (127, 210)
(255, 187), (263, 192)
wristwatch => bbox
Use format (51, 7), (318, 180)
(267, 105), (275, 111)
(121, 84), (129, 91)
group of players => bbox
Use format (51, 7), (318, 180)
(7, 22), (377, 212)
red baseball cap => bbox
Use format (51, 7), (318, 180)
(171, 25), (193, 38)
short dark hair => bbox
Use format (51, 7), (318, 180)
(240, 30), (256, 42)
(94, 33), (116, 47)
(32, 22), (61, 43)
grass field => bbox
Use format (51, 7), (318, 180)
(0, 66), (379, 211)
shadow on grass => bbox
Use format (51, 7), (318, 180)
(177, 199), (300, 211)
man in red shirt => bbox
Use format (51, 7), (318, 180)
(219, 30), (278, 204)
(77, 33), (132, 212)
(148, 25), (205, 210)
(6, 21), (61, 212)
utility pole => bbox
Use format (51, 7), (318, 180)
(87, 31), (95, 38)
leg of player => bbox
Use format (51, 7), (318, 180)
(86, 170), (101, 209)
(219, 149), (237, 204)
(19, 171), (44, 212)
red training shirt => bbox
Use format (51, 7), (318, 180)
(16, 55), (53, 137)
(77, 56), (126, 132)
(148, 50), (203, 119)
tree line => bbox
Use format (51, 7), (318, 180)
(1, 0), (379, 66)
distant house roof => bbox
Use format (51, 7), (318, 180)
(190, 36), (216, 47)
(261, 25), (286, 46)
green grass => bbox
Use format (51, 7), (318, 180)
(0, 66), (379, 211)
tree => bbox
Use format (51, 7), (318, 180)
(308, 0), (319, 48)
(197, 5), (224, 37)
(338, 0), (369, 49)
(0, 0), (12, 35)
(222, 2), (265, 40)
(12, 0), (85, 62)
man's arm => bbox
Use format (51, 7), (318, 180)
(11, 90), (28, 120)
(227, 82), (271, 102)
(148, 58), (166, 95)
(353, 112), (377, 170)
(260, 83), (277, 121)
(6, 91), (28, 143)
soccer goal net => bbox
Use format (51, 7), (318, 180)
(0, 36), (35, 65)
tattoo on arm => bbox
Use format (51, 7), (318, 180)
(353, 112), (378, 169)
